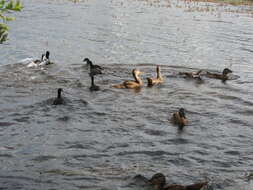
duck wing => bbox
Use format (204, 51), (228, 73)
(90, 67), (103, 75)
(38, 60), (49, 66)
(164, 182), (207, 190)
(123, 80), (141, 88)
(27, 60), (40, 68)
(164, 184), (185, 190)
(206, 72), (222, 79)
(185, 182), (208, 190)
(94, 65), (103, 70)
(53, 98), (64, 105)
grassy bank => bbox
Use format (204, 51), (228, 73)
(186, 0), (253, 6)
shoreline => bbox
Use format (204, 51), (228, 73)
(184, 0), (253, 6)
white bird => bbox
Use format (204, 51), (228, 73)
(26, 51), (52, 68)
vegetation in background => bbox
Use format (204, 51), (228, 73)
(0, 0), (22, 43)
(222, 0), (253, 6)
(185, 0), (253, 6)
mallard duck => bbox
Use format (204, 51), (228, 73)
(171, 108), (188, 128)
(53, 88), (64, 105)
(179, 70), (203, 80)
(206, 68), (232, 81)
(149, 173), (208, 190)
(147, 66), (164, 87)
(112, 69), (143, 89)
(83, 58), (103, 75)
(89, 74), (100, 91)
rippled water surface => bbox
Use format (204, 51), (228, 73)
(0, 0), (253, 189)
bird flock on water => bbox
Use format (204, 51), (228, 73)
(22, 51), (235, 189)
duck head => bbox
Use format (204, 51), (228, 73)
(83, 58), (92, 65)
(83, 58), (89, 62)
(45, 51), (50, 59)
(149, 173), (166, 190)
(132, 69), (143, 77)
(222, 68), (232, 76)
(57, 88), (63, 98)
(179, 108), (186, 118)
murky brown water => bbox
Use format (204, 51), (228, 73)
(0, 0), (253, 189)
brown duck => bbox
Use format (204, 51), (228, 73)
(206, 68), (232, 81)
(171, 108), (188, 128)
(112, 69), (143, 89)
(147, 66), (164, 87)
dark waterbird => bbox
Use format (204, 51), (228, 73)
(149, 173), (166, 190)
(37, 51), (51, 63)
(83, 58), (103, 75)
(149, 173), (208, 190)
(53, 88), (65, 105)
(44, 50), (54, 65)
(45, 51), (50, 60)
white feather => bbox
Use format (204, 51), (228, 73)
(38, 60), (48, 66)
(27, 61), (39, 68)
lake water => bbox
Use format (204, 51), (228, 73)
(0, 0), (253, 189)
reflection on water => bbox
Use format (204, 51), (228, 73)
(0, 0), (253, 189)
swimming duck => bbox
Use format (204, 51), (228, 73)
(149, 173), (166, 190)
(44, 51), (50, 62)
(89, 74), (100, 91)
(83, 58), (103, 75)
(171, 108), (188, 128)
(179, 70), (203, 80)
(147, 66), (164, 87)
(27, 51), (52, 68)
(149, 173), (208, 190)
(27, 54), (45, 68)
(53, 88), (64, 105)
(112, 69), (144, 89)
(164, 182), (208, 190)
(206, 68), (232, 81)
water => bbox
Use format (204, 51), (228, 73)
(0, 0), (253, 189)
